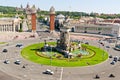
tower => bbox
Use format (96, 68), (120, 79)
(49, 6), (55, 32)
(25, 3), (32, 30)
(31, 5), (37, 32)
(25, 4), (37, 32)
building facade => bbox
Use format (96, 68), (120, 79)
(16, 4), (37, 32)
(0, 18), (21, 32)
(73, 23), (120, 37)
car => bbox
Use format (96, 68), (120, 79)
(14, 60), (21, 65)
(106, 46), (110, 48)
(16, 43), (23, 47)
(110, 61), (116, 65)
(45, 30), (49, 32)
(95, 74), (100, 79)
(2, 49), (8, 53)
(20, 46), (23, 49)
(85, 42), (89, 45)
(109, 74), (115, 78)
(113, 56), (118, 62)
(114, 47), (120, 51)
(109, 55), (113, 58)
(22, 65), (26, 68)
(118, 57), (120, 61)
(43, 69), (54, 75)
(49, 38), (53, 40)
(4, 59), (10, 64)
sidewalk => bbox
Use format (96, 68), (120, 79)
(0, 32), (38, 42)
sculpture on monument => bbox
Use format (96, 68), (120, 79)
(56, 21), (72, 57)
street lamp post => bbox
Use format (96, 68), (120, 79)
(102, 41), (105, 60)
(99, 41), (105, 60)
(50, 45), (52, 66)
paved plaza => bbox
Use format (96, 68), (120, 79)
(0, 32), (38, 42)
(0, 32), (120, 80)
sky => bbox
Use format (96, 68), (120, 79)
(0, 0), (120, 14)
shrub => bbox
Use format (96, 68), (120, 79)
(77, 54), (82, 58)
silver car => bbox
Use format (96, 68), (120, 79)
(110, 61), (116, 65)
(4, 59), (10, 64)
(14, 60), (21, 65)
(43, 69), (54, 75)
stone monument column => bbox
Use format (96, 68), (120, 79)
(57, 22), (71, 51)
(59, 28), (70, 50)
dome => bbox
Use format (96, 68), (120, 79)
(56, 14), (65, 19)
(49, 6), (55, 14)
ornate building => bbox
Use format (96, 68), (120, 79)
(73, 23), (120, 37)
(16, 4), (24, 11)
(25, 4), (37, 32)
(16, 4), (37, 32)
(0, 18), (21, 32)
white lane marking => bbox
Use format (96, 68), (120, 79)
(60, 67), (63, 80)
(27, 65), (33, 71)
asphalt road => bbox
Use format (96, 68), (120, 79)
(0, 34), (120, 80)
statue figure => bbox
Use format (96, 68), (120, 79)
(78, 43), (81, 49)
(44, 40), (47, 45)
(56, 18), (72, 54)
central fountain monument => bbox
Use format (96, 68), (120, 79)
(41, 20), (89, 59)
(56, 21), (72, 56)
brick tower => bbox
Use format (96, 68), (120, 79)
(31, 5), (36, 32)
(49, 6), (55, 32)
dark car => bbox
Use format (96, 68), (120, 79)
(106, 46), (110, 48)
(109, 74), (115, 78)
(95, 74), (100, 79)
(109, 55), (113, 58)
(49, 38), (53, 40)
(85, 42), (89, 45)
(16, 44), (23, 47)
(2, 49), (8, 53)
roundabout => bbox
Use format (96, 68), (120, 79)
(0, 24), (119, 80)
(0, 33), (120, 80)
(21, 22), (109, 67)
(21, 42), (108, 67)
